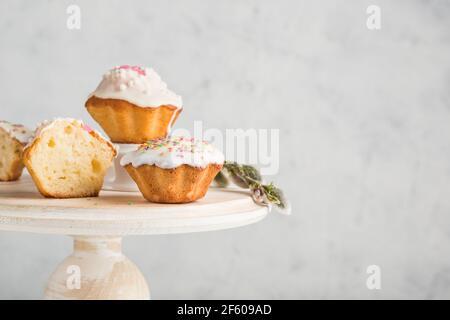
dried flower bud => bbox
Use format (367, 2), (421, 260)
(251, 187), (269, 206)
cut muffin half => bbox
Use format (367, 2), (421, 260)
(0, 121), (34, 181)
(23, 118), (117, 198)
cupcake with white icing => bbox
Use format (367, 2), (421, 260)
(121, 136), (224, 203)
(85, 65), (182, 144)
(0, 120), (34, 181)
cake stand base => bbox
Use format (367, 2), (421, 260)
(0, 184), (268, 300)
(44, 236), (150, 300)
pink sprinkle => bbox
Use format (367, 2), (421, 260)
(82, 124), (93, 133)
(115, 65), (146, 76)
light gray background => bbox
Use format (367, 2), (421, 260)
(1, 0), (449, 299)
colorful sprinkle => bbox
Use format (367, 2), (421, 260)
(138, 136), (215, 157)
(114, 65), (146, 76)
(82, 124), (93, 133)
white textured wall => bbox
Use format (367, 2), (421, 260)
(1, 0), (450, 299)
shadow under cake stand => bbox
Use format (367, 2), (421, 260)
(0, 175), (268, 300)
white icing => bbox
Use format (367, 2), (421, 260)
(0, 120), (34, 144)
(90, 65), (183, 108)
(24, 118), (117, 155)
(120, 137), (224, 169)
(166, 109), (180, 134)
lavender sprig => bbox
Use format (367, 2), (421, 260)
(215, 161), (291, 215)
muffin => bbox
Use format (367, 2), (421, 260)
(85, 65), (182, 143)
(121, 137), (224, 203)
(23, 118), (117, 198)
(0, 120), (34, 181)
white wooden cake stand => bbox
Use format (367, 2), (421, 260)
(0, 175), (268, 300)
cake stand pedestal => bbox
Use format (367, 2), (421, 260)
(0, 176), (268, 300)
